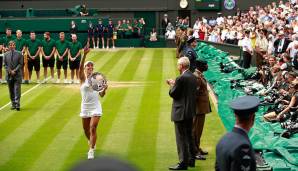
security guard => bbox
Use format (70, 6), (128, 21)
(215, 96), (259, 171)
(183, 36), (198, 72)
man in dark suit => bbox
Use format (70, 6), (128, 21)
(274, 31), (291, 56)
(215, 96), (259, 171)
(183, 36), (198, 72)
(167, 57), (197, 170)
(161, 14), (170, 35)
(4, 41), (24, 111)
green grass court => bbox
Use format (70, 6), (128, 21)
(0, 48), (225, 171)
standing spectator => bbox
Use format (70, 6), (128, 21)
(193, 19), (200, 39)
(255, 29), (269, 68)
(149, 28), (158, 42)
(68, 34), (82, 83)
(286, 35), (298, 59)
(41, 32), (56, 83)
(96, 19), (105, 49)
(70, 20), (78, 35)
(106, 19), (115, 49)
(26, 31), (41, 83)
(87, 21), (95, 48)
(167, 57), (197, 170)
(240, 30), (253, 68)
(4, 41), (23, 111)
(80, 4), (89, 16)
(161, 14), (170, 35)
(198, 21), (208, 41)
(55, 32), (69, 83)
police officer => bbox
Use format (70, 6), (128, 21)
(215, 96), (259, 171)
(183, 36), (198, 72)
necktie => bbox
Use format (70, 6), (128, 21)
(278, 39), (283, 52)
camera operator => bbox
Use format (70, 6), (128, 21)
(277, 75), (298, 121)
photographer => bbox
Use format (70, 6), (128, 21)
(277, 79), (298, 121)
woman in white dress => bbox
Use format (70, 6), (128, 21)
(79, 48), (108, 159)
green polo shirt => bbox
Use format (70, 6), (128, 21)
(14, 37), (26, 52)
(3, 35), (16, 47)
(56, 40), (69, 61)
(42, 38), (56, 56)
(137, 23), (144, 34)
(69, 41), (82, 61)
(26, 39), (41, 57)
(121, 23), (128, 31)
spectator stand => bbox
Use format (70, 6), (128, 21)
(0, 9), (167, 48)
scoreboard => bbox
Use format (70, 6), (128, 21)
(195, 0), (221, 11)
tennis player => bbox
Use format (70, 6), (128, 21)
(79, 48), (108, 159)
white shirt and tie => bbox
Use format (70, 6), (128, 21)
(241, 37), (253, 54)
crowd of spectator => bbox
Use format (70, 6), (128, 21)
(174, 0), (298, 137)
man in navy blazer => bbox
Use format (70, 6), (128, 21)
(167, 57), (197, 170)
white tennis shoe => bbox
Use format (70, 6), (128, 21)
(87, 149), (94, 160)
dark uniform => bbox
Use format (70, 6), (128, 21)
(55, 39), (69, 70)
(96, 21), (105, 39)
(88, 24), (95, 39)
(107, 22), (114, 39)
(183, 36), (198, 72)
(215, 96), (260, 171)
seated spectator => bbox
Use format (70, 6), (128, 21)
(276, 78), (298, 121)
(166, 23), (175, 34)
(149, 28), (158, 42)
(126, 20), (133, 39)
(116, 20), (123, 38)
(132, 19), (139, 38)
(280, 53), (293, 71)
(166, 29), (176, 40)
(80, 4), (89, 16)
(120, 19), (128, 38)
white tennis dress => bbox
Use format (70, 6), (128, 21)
(80, 80), (103, 118)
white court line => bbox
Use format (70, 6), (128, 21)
(0, 80), (46, 111)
